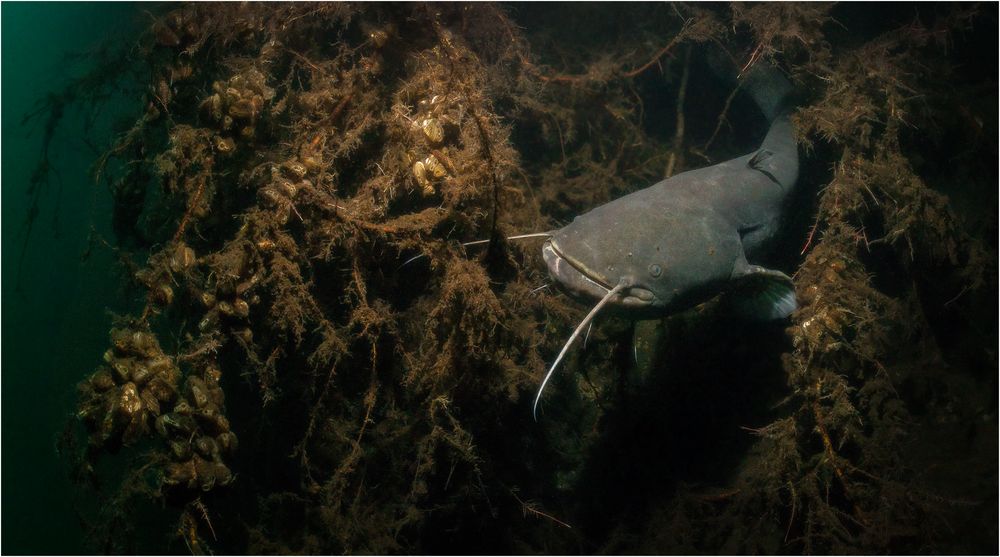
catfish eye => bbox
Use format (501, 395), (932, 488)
(648, 263), (662, 278)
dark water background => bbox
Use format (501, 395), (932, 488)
(2, 3), (143, 553)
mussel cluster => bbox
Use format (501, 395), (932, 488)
(151, 9), (202, 50)
(135, 242), (197, 308)
(403, 94), (457, 196)
(256, 158), (316, 226)
(77, 324), (238, 493)
(77, 327), (181, 449)
(158, 366), (237, 492)
(199, 68), (275, 153)
(193, 251), (260, 340)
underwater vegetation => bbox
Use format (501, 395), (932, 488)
(20, 2), (996, 553)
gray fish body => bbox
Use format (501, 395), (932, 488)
(542, 72), (799, 319)
(531, 59), (800, 419)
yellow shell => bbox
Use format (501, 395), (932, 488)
(228, 99), (256, 122)
(170, 243), (196, 272)
(301, 154), (323, 173)
(370, 29), (389, 48)
(154, 284), (174, 306)
(214, 136), (236, 154)
(412, 160), (428, 184)
(235, 327), (253, 344)
(258, 186), (283, 207)
(282, 160), (308, 180)
(424, 154), (447, 178)
(119, 382), (144, 416)
(413, 160), (436, 196)
(276, 180), (299, 199)
(90, 369), (116, 392)
(421, 118), (444, 143)
(232, 298), (250, 318)
(202, 93), (222, 121)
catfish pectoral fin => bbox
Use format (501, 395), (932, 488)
(748, 149), (774, 168)
(728, 265), (797, 321)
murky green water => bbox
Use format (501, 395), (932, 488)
(2, 3), (143, 553)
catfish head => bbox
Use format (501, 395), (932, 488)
(541, 188), (741, 319)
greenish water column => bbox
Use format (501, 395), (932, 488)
(2, 3), (142, 553)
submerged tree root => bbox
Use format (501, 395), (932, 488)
(35, 3), (996, 554)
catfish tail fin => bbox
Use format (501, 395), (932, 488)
(740, 61), (794, 122)
(703, 46), (793, 122)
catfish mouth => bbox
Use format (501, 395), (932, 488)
(542, 240), (657, 309)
